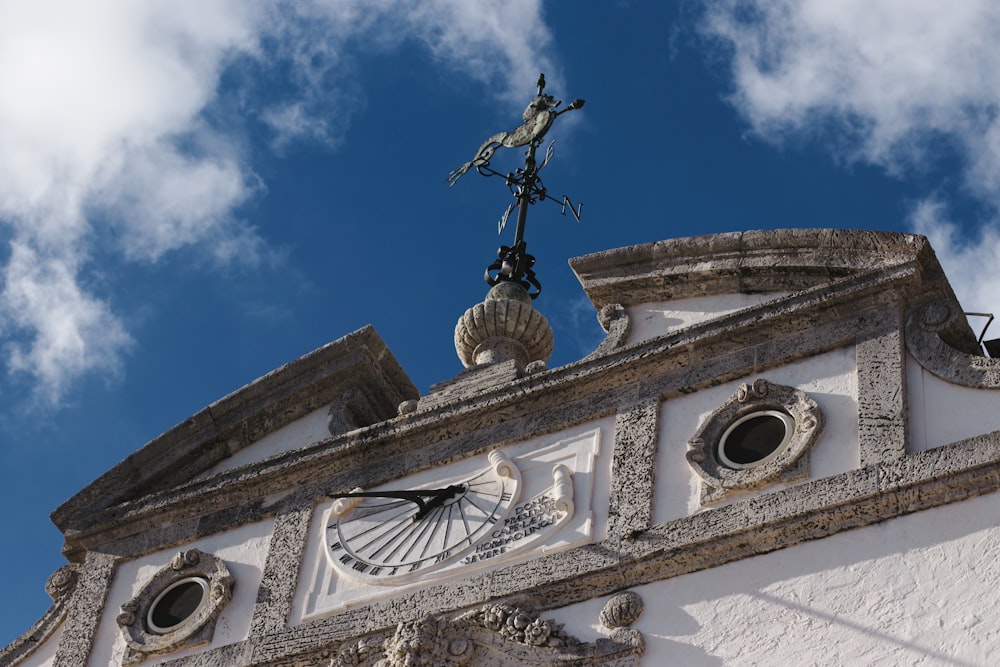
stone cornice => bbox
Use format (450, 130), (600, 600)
(52, 325), (418, 534)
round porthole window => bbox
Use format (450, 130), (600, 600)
(147, 577), (208, 634)
(717, 410), (794, 469)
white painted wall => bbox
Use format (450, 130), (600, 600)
(16, 622), (62, 667)
(203, 405), (333, 477)
(626, 294), (791, 345)
(553, 488), (1000, 666)
(906, 354), (1000, 452)
(88, 519), (275, 667)
(655, 347), (859, 523)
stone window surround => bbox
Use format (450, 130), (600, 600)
(115, 548), (234, 666)
(686, 378), (824, 504)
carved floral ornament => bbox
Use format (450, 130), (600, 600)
(330, 594), (645, 667)
(686, 378), (824, 504)
(116, 548), (234, 666)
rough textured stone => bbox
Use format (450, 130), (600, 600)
(607, 400), (659, 539)
(857, 308), (908, 465)
(52, 552), (116, 667)
(250, 503), (315, 636)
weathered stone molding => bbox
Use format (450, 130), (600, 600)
(686, 379), (824, 504)
(0, 565), (79, 667)
(607, 400), (659, 539)
(570, 229), (932, 309)
(250, 503), (313, 636)
(117, 549), (234, 666)
(857, 306), (907, 465)
(905, 299), (1000, 387)
(53, 552), (116, 667)
(53, 325), (419, 535)
(584, 303), (632, 359)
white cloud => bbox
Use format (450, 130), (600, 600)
(910, 200), (1000, 315)
(701, 0), (1000, 313)
(0, 0), (554, 404)
(1, 243), (132, 404)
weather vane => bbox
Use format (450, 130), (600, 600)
(448, 73), (585, 299)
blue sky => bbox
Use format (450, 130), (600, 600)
(3, 0), (1000, 644)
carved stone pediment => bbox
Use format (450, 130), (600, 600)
(331, 597), (644, 667)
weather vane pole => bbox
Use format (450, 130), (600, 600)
(448, 73), (585, 299)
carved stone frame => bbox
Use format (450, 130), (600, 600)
(116, 548), (234, 666)
(686, 379), (824, 504)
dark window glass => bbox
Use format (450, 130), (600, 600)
(149, 579), (205, 631)
(721, 414), (788, 465)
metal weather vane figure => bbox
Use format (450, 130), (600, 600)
(448, 74), (585, 299)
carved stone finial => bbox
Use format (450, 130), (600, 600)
(454, 282), (553, 369)
(600, 591), (644, 629)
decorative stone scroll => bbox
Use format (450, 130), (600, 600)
(330, 599), (644, 666)
(584, 303), (632, 359)
(905, 299), (1000, 387)
(116, 548), (234, 666)
(686, 379), (824, 504)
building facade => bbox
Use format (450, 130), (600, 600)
(4, 229), (1000, 666)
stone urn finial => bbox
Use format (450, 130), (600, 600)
(454, 282), (553, 369)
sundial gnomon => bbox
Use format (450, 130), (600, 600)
(448, 74), (584, 299)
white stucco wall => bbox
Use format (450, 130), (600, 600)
(906, 354), (1000, 452)
(626, 294), (791, 346)
(654, 346), (859, 523)
(16, 623), (62, 667)
(203, 405), (332, 477)
(88, 518), (275, 667)
(555, 489), (1000, 665)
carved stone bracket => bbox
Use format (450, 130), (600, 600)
(686, 379), (824, 504)
(585, 304), (632, 359)
(116, 548), (234, 666)
(330, 600), (644, 666)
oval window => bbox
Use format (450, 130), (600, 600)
(147, 577), (208, 634)
(717, 410), (794, 469)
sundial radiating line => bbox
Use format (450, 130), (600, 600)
(342, 508), (419, 557)
(417, 504), (450, 560)
(328, 499), (412, 529)
(457, 498), (473, 541)
(398, 504), (446, 563)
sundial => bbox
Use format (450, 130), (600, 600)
(448, 74), (585, 299)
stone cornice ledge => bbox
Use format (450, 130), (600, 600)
(570, 229), (938, 309)
(53, 325), (418, 532)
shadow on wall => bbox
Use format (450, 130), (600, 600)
(638, 490), (999, 665)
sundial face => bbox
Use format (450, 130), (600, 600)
(326, 454), (521, 584)
(303, 427), (604, 621)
